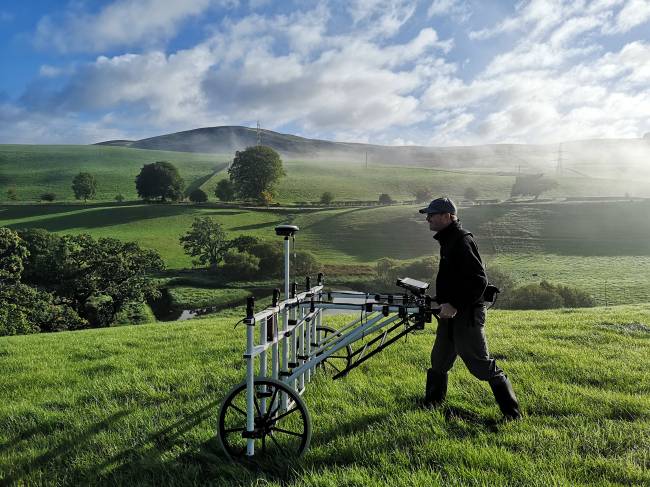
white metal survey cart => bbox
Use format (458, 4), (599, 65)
(217, 224), (446, 462)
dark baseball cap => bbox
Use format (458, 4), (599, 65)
(418, 197), (457, 215)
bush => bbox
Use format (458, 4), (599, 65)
(189, 188), (208, 203)
(294, 250), (319, 277)
(507, 283), (564, 309)
(378, 193), (393, 205)
(115, 194), (125, 202)
(41, 192), (56, 202)
(221, 250), (261, 279)
(375, 257), (436, 289)
(228, 235), (260, 253)
(320, 192), (334, 205)
(215, 179), (235, 201)
(249, 242), (284, 277)
(414, 188), (432, 204)
(505, 280), (595, 309)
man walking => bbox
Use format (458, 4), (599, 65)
(420, 197), (521, 420)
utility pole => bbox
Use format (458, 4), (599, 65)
(365, 151), (368, 169)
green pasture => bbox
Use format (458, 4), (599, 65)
(0, 204), (285, 268)
(1, 305), (649, 485)
(2, 200), (650, 305)
(0, 145), (228, 201)
(3, 145), (650, 206)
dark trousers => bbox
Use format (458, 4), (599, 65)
(430, 305), (505, 382)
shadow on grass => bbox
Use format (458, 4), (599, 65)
(2, 410), (132, 485)
(4, 205), (191, 232)
(71, 398), (267, 486)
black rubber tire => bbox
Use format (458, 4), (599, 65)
(217, 377), (311, 462)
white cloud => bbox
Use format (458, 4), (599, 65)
(346, 0), (417, 38)
(606, 0), (650, 33)
(427, 0), (471, 22)
(34, 0), (234, 53)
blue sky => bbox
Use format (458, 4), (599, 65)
(1, 0), (649, 145)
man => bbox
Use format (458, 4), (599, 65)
(420, 197), (521, 420)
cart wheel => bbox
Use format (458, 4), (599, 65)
(218, 378), (311, 462)
(316, 325), (352, 375)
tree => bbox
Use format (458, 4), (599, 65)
(228, 146), (284, 200)
(179, 217), (229, 268)
(378, 193), (393, 205)
(6, 187), (17, 201)
(464, 187), (479, 201)
(72, 172), (97, 202)
(215, 179), (235, 201)
(41, 192), (56, 202)
(510, 174), (558, 200)
(189, 188), (208, 203)
(17, 228), (62, 286)
(413, 188), (432, 204)
(0, 227), (29, 284)
(135, 161), (185, 202)
(115, 194), (125, 202)
(228, 235), (260, 253)
(320, 191), (334, 205)
(51, 234), (164, 326)
(259, 190), (274, 205)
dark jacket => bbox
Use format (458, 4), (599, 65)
(434, 221), (488, 310)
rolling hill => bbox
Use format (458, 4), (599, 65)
(95, 125), (650, 177)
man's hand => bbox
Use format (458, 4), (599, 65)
(439, 303), (457, 319)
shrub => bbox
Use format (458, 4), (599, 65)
(249, 242), (284, 277)
(320, 191), (334, 205)
(507, 283), (564, 309)
(228, 235), (260, 253)
(215, 179), (235, 201)
(221, 250), (261, 280)
(41, 192), (56, 202)
(115, 194), (125, 202)
(414, 188), (432, 204)
(378, 193), (393, 205)
(505, 280), (595, 309)
(189, 188), (208, 203)
(294, 250), (319, 277)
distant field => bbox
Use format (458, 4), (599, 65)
(0, 145), (229, 201)
(2, 201), (650, 305)
(3, 145), (650, 205)
(1, 305), (649, 485)
(0, 204), (285, 268)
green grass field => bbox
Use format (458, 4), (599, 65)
(1, 305), (649, 485)
(0, 145), (229, 202)
(3, 145), (650, 205)
(3, 200), (650, 305)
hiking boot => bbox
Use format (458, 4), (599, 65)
(489, 375), (522, 420)
(422, 368), (448, 409)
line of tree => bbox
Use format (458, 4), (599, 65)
(0, 227), (164, 336)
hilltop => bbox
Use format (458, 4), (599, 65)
(94, 126), (650, 175)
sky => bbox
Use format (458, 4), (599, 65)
(0, 0), (649, 146)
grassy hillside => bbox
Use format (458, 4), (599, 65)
(1, 305), (649, 485)
(0, 145), (229, 201)
(3, 145), (650, 205)
(2, 201), (650, 304)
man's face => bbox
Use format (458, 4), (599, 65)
(426, 212), (452, 232)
